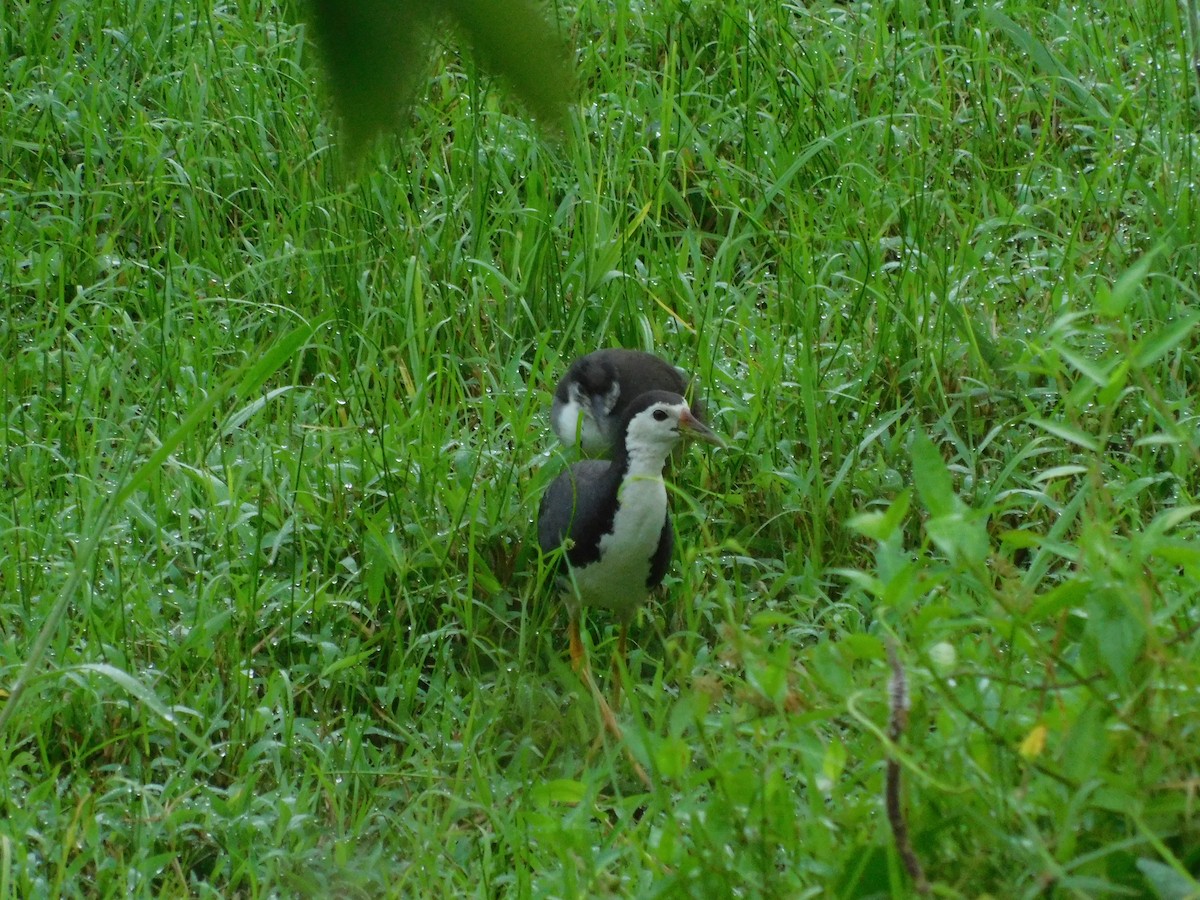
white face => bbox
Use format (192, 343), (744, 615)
(595, 380), (622, 416)
(554, 381), (624, 453)
(623, 400), (690, 454)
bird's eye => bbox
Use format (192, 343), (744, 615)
(653, 409), (668, 421)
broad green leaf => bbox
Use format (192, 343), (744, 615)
(1062, 703), (1109, 782)
(999, 529), (1042, 549)
(1027, 578), (1091, 622)
(1131, 313), (1200, 369)
(1096, 250), (1158, 318)
(1055, 344), (1110, 386)
(530, 779), (587, 805)
(1148, 504), (1200, 532)
(653, 736), (692, 780)
(746, 656), (789, 706)
(1096, 360), (1130, 405)
(845, 510), (888, 539)
(1136, 858), (1200, 899)
(910, 429), (955, 518)
(1032, 464), (1089, 483)
(808, 640), (852, 696)
(926, 641), (956, 674)
(821, 736), (847, 785)
(838, 634), (886, 661)
(1028, 417), (1100, 452)
(926, 511), (990, 566)
(223, 386), (297, 436)
(846, 489), (912, 542)
(908, 432), (991, 565)
(750, 611), (798, 628)
(1085, 587), (1146, 687)
(320, 648), (378, 679)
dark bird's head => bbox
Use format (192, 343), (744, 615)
(550, 349), (690, 454)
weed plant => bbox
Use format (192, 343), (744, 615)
(2, 0), (1199, 895)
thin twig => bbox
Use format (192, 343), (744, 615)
(886, 640), (930, 895)
(578, 661), (653, 790)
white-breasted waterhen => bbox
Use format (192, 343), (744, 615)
(537, 390), (724, 746)
(550, 349), (693, 454)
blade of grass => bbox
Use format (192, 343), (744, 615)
(0, 318), (324, 736)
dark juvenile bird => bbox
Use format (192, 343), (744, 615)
(537, 390), (724, 693)
(550, 349), (692, 454)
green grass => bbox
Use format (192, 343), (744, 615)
(3, 0), (1200, 895)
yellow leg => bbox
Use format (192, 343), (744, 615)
(610, 622), (629, 711)
(569, 615), (585, 672)
(570, 614), (650, 790)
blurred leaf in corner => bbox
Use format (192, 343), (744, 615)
(448, 0), (574, 126)
(306, 0), (433, 149)
(305, 0), (574, 153)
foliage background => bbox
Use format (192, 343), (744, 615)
(2, 0), (1199, 895)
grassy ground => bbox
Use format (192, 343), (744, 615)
(3, 0), (1200, 895)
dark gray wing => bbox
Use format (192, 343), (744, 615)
(647, 515), (674, 590)
(537, 460), (619, 568)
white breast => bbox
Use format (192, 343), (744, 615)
(571, 471), (667, 614)
(551, 396), (606, 451)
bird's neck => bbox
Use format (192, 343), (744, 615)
(611, 446), (670, 546)
(620, 444), (671, 480)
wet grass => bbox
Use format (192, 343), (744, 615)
(2, 0), (1199, 895)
